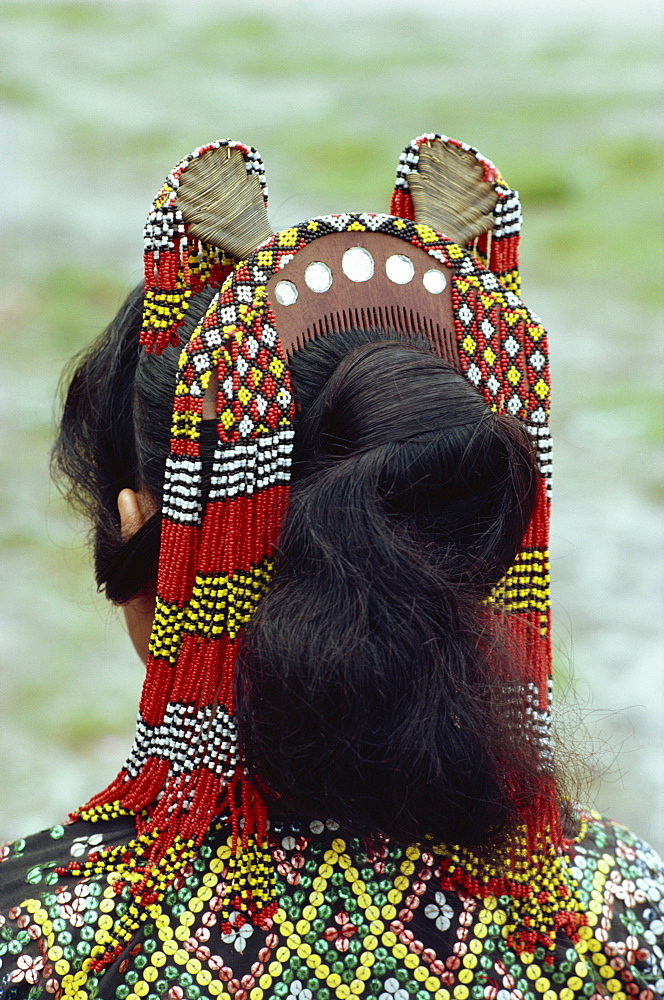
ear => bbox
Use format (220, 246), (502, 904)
(117, 487), (153, 542)
(117, 488), (157, 662)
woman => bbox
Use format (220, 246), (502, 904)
(1, 135), (661, 1000)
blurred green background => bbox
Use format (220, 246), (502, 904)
(1, 0), (662, 852)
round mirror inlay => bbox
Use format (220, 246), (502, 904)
(342, 246), (374, 283)
(423, 269), (447, 294)
(304, 261), (333, 293)
(385, 254), (415, 285)
(274, 280), (298, 306)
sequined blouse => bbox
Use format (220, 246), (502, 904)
(0, 810), (662, 1000)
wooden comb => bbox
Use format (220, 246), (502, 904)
(266, 231), (459, 367)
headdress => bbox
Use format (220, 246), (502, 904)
(61, 135), (583, 971)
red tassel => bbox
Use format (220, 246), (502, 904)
(390, 188), (414, 220)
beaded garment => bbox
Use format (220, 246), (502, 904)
(1, 811), (663, 999)
(3, 136), (660, 1000)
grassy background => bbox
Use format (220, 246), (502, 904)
(1, 0), (662, 851)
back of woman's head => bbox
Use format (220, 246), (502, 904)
(237, 328), (541, 847)
(53, 288), (542, 849)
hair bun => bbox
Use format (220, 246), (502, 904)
(238, 326), (543, 847)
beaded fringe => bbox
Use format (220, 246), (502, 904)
(56, 820), (277, 973)
(436, 823), (586, 960)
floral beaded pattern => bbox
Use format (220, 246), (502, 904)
(1, 812), (663, 999)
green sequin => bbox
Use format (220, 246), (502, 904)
(25, 865), (43, 884)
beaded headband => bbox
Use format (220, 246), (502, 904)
(63, 135), (582, 971)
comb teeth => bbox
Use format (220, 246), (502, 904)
(288, 304), (457, 365)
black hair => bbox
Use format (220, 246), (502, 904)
(236, 331), (541, 847)
(53, 286), (543, 848)
(52, 283), (216, 603)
